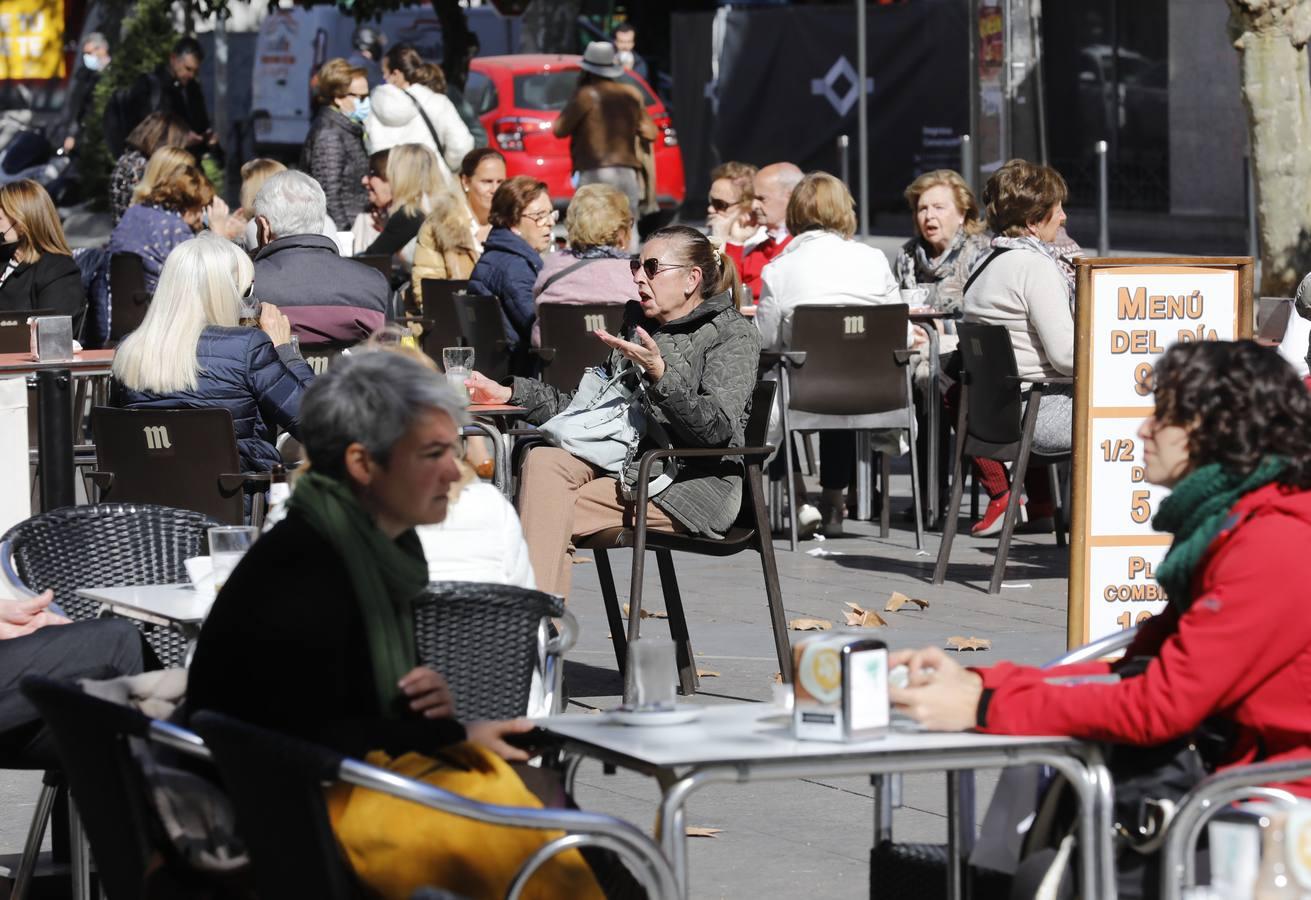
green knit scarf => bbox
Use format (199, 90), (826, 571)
(288, 470), (429, 716)
(1151, 456), (1287, 611)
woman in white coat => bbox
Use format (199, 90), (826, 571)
(756, 171), (903, 536)
(365, 45), (473, 186)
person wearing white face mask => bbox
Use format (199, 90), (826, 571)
(303, 59), (372, 231)
(53, 32), (110, 155)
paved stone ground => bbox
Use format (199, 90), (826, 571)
(0, 468), (1073, 900)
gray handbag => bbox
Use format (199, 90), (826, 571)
(539, 362), (674, 500)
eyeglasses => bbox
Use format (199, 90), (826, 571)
(524, 208), (559, 226)
(630, 258), (690, 280)
(707, 197), (733, 213)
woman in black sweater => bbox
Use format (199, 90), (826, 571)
(0, 180), (86, 337)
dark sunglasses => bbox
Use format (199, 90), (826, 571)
(630, 258), (690, 279)
(707, 197), (733, 213)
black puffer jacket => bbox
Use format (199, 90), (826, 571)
(110, 326), (315, 473)
(510, 291), (760, 537)
(302, 107), (369, 231)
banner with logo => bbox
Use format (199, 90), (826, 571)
(670, 1), (969, 217)
(0, 0), (66, 79)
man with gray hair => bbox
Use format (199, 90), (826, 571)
(251, 170), (389, 349)
(53, 31), (111, 155)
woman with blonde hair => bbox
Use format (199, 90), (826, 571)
(755, 170), (902, 537)
(107, 164), (230, 292)
(111, 233), (314, 472)
(0, 179), (86, 334)
(363, 143), (441, 266)
(130, 146), (198, 208)
(530, 182), (639, 346)
(895, 169), (991, 314)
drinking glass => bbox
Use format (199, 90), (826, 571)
(239, 296), (261, 328)
(623, 636), (678, 711)
(442, 346), (475, 399)
(208, 526), (260, 590)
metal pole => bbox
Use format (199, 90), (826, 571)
(214, 15), (228, 184)
(1095, 140), (1109, 257)
(960, 134), (973, 194)
(857, 0), (869, 236)
(1245, 154), (1260, 284)
(36, 370), (73, 510)
(837, 134), (850, 188)
(967, 0), (980, 191)
(1000, 0), (1012, 162)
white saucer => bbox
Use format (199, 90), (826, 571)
(606, 707), (704, 727)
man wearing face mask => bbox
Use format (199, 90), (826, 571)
(52, 32), (110, 156)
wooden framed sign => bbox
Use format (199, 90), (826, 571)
(1068, 257), (1254, 648)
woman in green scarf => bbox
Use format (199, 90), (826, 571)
(187, 350), (605, 900)
(885, 339), (1311, 885)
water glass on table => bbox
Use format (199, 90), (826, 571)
(442, 347), (475, 400)
(623, 635), (678, 712)
(208, 526), (260, 592)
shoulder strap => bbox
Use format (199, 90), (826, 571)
(537, 257), (600, 295)
(401, 90), (446, 164)
(962, 246), (1011, 297)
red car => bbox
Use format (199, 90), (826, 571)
(465, 54), (685, 212)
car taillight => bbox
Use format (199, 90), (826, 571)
(652, 113), (678, 148)
(493, 116), (551, 152)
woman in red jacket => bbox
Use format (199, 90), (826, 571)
(891, 339), (1311, 793)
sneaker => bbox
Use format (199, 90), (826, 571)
(797, 503), (822, 540)
(970, 492), (1026, 537)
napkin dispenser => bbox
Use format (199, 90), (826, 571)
(792, 632), (889, 741)
(29, 315), (74, 362)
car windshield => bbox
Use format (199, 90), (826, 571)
(511, 69), (655, 110)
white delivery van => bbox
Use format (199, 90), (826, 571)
(250, 4), (517, 154)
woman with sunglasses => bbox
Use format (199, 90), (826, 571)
(466, 225), (758, 600)
(111, 233), (314, 474)
(468, 175), (556, 375)
(303, 58), (370, 231)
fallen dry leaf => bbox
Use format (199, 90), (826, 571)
(622, 604), (668, 620)
(884, 592), (930, 613)
(788, 617), (833, 631)
(571, 556), (593, 565)
(696, 668), (721, 678)
(946, 635), (992, 651)
(772, 672), (783, 684)
(686, 827), (722, 838)
(843, 602), (888, 628)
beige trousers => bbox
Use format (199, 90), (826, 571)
(517, 447), (680, 598)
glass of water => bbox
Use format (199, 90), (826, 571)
(623, 635), (678, 712)
(442, 346), (475, 399)
(208, 526), (260, 592)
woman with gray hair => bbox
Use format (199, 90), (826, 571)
(111, 233), (312, 473)
(186, 350), (607, 900)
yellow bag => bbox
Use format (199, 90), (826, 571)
(326, 743), (605, 900)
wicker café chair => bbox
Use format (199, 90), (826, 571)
(0, 503), (220, 666)
(414, 582), (578, 721)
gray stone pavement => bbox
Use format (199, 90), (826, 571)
(0, 471), (1072, 899)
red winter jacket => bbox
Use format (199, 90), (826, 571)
(725, 233), (792, 300)
(976, 481), (1311, 795)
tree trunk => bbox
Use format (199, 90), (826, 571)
(1228, 0), (1311, 294)
(432, 0), (474, 90)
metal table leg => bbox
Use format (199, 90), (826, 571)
(916, 325), (942, 524)
(462, 420), (507, 497)
(35, 369), (74, 510)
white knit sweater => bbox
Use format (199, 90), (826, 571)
(962, 247), (1074, 378)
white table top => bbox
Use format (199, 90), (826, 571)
(538, 702), (1075, 769)
(76, 584), (212, 625)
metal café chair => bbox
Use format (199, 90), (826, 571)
(769, 303), (924, 552)
(108, 253), (151, 344)
(90, 406), (273, 527)
(190, 710), (679, 900)
(419, 278), (470, 349)
(451, 292), (512, 383)
(415, 582), (578, 720)
(932, 322), (1071, 594)
(532, 302), (627, 391)
(0, 308), (54, 353)
(574, 380), (792, 695)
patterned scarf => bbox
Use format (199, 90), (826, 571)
(1151, 457), (1287, 611)
(991, 234), (1076, 306)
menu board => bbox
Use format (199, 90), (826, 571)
(1068, 259), (1253, 648)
